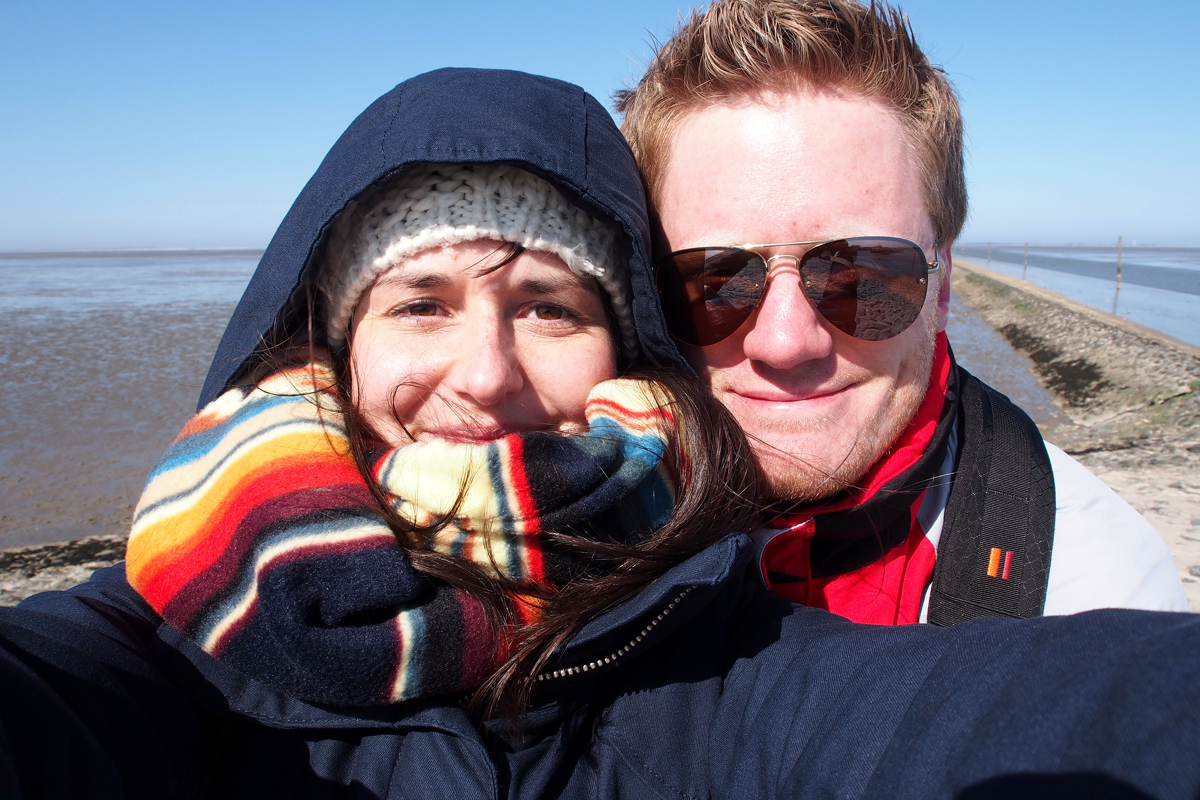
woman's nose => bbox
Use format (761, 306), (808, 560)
(452, 322), (524, 407)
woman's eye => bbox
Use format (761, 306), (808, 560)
(398, 301), (439, 317)
(533, 304), (566, 320)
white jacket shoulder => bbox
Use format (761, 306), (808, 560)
(1044, 442), (1189, 614)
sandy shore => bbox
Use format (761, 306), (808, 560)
(2, 262), (1198, 609)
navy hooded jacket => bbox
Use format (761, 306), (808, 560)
(2, 69), (1200, 800)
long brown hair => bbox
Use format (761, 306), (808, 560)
(349, 366), (761, 720)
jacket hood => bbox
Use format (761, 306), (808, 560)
(199, 67), (689, 409)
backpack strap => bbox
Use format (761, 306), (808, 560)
(927, 368), (1056, 626)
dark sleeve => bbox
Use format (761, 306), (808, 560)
(0, 565), (206, 800)
(712, 593), (1200, 799)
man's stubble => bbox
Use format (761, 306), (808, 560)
(751, 297), (940, 505)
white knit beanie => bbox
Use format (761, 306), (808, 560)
(319, 163), (637, 357)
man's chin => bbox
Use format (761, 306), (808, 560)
(753, 437), (872, 504)
(747, 390), (927, 505)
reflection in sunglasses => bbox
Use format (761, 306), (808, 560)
(711, 259), (765, 307)
(657, 236), (938, 347)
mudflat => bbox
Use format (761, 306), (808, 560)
(0, 303), (233, 601)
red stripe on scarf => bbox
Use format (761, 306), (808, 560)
(586, 396), (675, 425)
(503, 435), (546, 586)
(175, 407), (230, 440)
(455, 592), (500, 689)
(161, 484), (382, 627)
(136, 456), (367, 612)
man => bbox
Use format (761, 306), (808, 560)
(618, 0), (1186, 623)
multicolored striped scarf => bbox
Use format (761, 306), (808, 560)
(125, 361), (675, 707)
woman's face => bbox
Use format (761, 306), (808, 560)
(348, 239), (618, 446)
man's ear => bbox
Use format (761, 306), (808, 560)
(935, 247), (953, 333)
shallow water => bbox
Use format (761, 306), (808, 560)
(1, 251), (255, 547)
(953, 245), (1200, 347)
(0, 250), (261, 315)
(944, 294), (1072, 434)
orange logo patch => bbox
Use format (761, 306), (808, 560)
(987, 547), (1014, 580)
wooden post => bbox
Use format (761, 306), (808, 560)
(1023, 242), (1028, 280)
(1113, 235), (1123, 313)
(987, 242), (991, 264)
(1116, 235), (1123, 291)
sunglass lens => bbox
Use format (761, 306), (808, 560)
(658, 249), (766, 346)
(800, 238), (928, 341)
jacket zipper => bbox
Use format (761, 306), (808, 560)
(534, 586), (696, 682)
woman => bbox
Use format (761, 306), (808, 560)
(2, 68), (1199, 800)
(124, 155), (758, 719)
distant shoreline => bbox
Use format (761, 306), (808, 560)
(0, 247), (265, 260)
(957, 243), (1199, 251)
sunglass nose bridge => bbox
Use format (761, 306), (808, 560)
(764, 253), (802, 275)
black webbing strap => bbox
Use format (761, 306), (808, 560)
(927, 368), (1056, 626)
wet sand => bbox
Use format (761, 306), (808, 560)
(0, 303), (234, 602)
(3, 263), (1199, 608)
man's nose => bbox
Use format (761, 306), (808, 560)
(739, 258), (835, 369)
(452, 321), (524, 407)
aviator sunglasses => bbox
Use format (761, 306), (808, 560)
(656, 236), (940, 347)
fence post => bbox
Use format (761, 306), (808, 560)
(1112, 235), (1123, 313)
(987, 242), (991, 265)
(1023, 242), (1028, 280)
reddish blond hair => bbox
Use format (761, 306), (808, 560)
(617, 0), (966, 247)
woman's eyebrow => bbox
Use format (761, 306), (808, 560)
(373, 272), (452, 290)
(517, 275), (592, 295)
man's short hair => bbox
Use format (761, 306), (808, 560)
(617, 0), (967, 248)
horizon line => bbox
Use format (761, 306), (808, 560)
(956, 242), (1198, 249)
(0, 247), (266, 259)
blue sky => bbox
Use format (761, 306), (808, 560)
(2, 0), (1196, 250)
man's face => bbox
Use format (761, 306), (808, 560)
(656, 89), (950, 502)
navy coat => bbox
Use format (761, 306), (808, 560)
(2, 69), (1199, 800)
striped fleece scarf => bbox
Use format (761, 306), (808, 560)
(126, 361), (675, 707)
